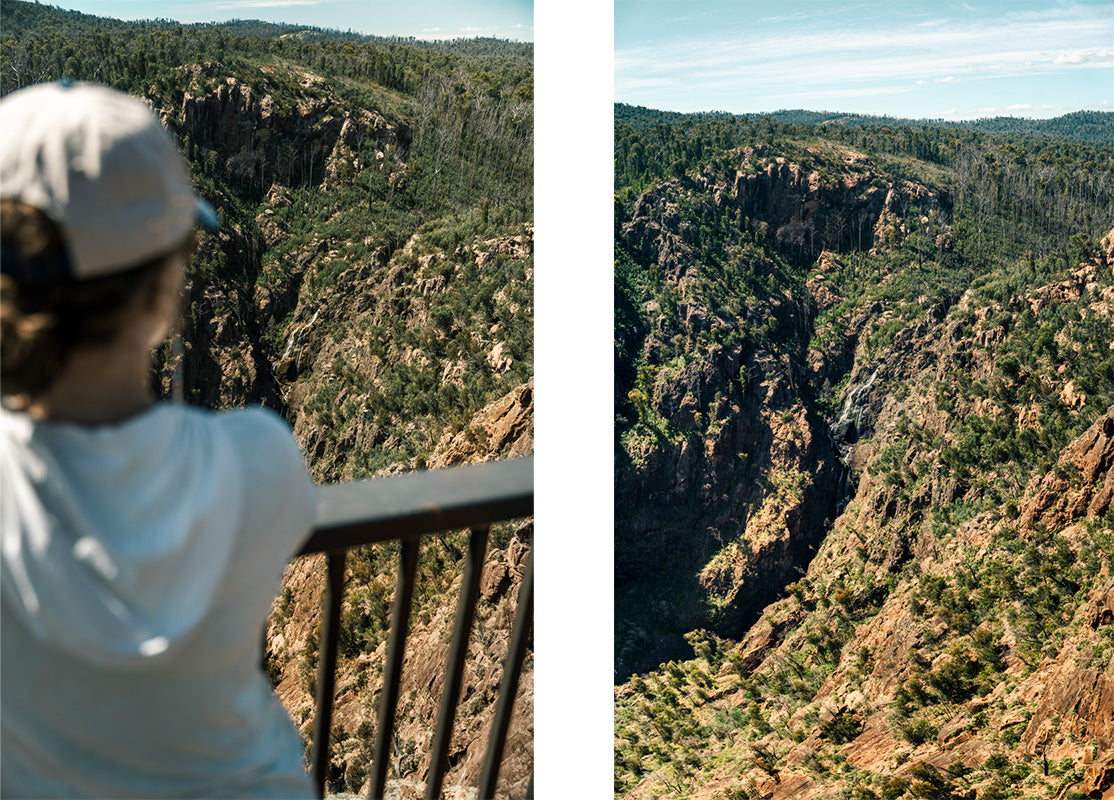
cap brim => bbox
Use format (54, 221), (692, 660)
(194, 196), (220, 232)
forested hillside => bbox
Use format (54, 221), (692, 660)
(616, 103), (1114, 147)
(614, 103), (1114, 799)
(1, 3), (533, 796)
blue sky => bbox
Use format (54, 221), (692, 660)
(49, 0), (533, 40)
(616, 0), (1114, 119)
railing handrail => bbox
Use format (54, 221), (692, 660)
(297, 455), (534, 799)
(300, 455), (535, 554)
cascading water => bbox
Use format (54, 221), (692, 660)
(280, 308), (320, 363)
(827, 366), (881, 513)
(270, 307), (321, 420)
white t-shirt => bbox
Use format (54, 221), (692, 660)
(1, 403), (316, 798)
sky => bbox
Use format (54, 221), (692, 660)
(616, 0), (1114, 119)
(47, 0), (533, 40)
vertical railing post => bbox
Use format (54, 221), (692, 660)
(478, 541), (533, 799)
(424, 526), (490, 800)
(368, 537), (420, 799)
(311, 550), (347, 797)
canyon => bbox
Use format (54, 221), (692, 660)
(615, 108), (1114, 799)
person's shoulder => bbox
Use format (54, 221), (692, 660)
(212, 406), (316, 543)
(212, 405), (296, 442)
(212, 407), (308, 473)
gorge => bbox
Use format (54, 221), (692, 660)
(614, 104), (1114, 799)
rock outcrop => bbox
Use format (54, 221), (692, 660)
(269, 382), (534, 798)
(429, 379), (533, 469)
(1022, 408), (1114, 531)
(166, 64), (409, 189)
(615, 146), (952, 678)
(615, 123), (1114, 798)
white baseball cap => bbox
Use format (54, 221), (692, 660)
(0, 80), (218, 280)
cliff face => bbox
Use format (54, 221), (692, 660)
(276, 225), (533, 484)
(148, 62), (533, 481)
(172, 65), (410, 191)
(148, 64), (414, 413)
(615, 144), (953, 679)
(268, 382), (534, 798)
(692, 401), (1114, 800)
(615, 127), (1114, 797)
(142, 62), (532, 798)
(729, 147), (951, 257)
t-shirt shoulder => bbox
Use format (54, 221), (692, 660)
(212, 406), (316, 554)
(214, 406), (301, 455)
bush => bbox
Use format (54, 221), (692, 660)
(927, 656), (980, 702)
(821, 712), (864, 744)
(901, 717), (938, 746)
(300, 627), (319, 694)
(881, 776), (910, 799)
(907, 761), (955, 800)
(344, 756), (368, 793)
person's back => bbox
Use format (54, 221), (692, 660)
(0, 81), (317, 798)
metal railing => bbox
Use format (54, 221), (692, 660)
(295, 455), (534, 799)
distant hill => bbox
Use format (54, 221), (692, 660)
(616, 103), (1114, 146)
(0, 1), (532, 63)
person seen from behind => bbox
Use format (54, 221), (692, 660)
(0, 81), (317, 798)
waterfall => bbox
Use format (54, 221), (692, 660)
(271, 307), (321, 421)
(281, 308), (320, 361)
(831, 367), (880, 462)
(828, 366), (881, 513)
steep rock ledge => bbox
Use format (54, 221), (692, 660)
(620, 231), (1114, 798)
(615, 148), (950, 679)
(269, 382), (534, 797)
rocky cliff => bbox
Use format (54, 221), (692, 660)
(616, 143), (954, 679)
(142, 60), (532, 798)
(615, 121), (1114, 797)
(268, 382), (534, 797)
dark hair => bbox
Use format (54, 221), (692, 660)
(1, 199), (192, 399)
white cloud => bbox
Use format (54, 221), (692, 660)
(1054, 48), (1114, 65)
(669, 9), (721, 23)
(975, 103), (1062, 117)
(616, 1), (1114, 114)
(790, 84), (913, 100)
(619, 15), (1086, 101)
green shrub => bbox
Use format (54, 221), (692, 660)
(881, 776), (909, 799)
(821, 712), (864, 744)
(927, 656), (980, 702)
(907, 761), (955, 800)
(901, 717), (938, 746)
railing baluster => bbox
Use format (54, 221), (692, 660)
(368, 536), (420, 800)
(311, 550), (347, 797)
(296, 458), (533, 800)
(477, 541), (533, 800)
(424, 526), (490, 800)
